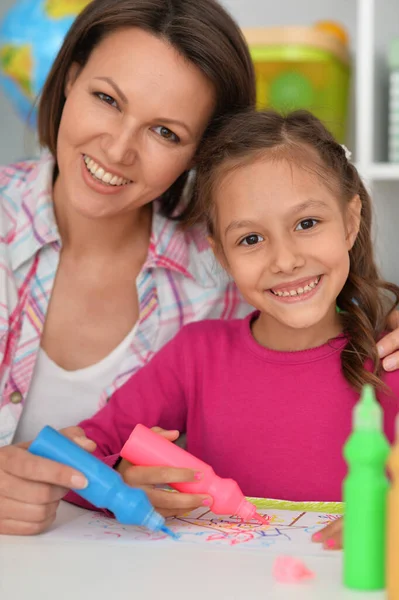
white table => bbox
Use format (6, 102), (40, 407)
(0, 502), (387, 600)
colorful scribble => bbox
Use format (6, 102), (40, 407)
(47, 504), (342, 555)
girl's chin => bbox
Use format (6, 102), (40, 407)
(260, 304), (335, 331)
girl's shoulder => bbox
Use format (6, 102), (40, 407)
(176, 315), (248, 354)
(382, 368), (399, 395)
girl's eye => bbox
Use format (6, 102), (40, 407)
(240, 234), (264, 246)
(296, 219), (318, 231)
(94, 92), (118, 108)
(153, 126), (180, 143)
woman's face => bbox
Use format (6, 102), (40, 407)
(55, 27), (215, 219)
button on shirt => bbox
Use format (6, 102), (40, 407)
(0, 154), (250, 446)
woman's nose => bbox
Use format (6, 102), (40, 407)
(101, 127), (138, 166)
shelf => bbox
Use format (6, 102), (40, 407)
(354, 163), (399, 181)
(369, 163), (399, 180)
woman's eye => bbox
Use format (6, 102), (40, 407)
(94, 92), (118, 108)
(153, 126), (180, 143)
(296, 219), (318, 231)
(240, 234), (264, 246)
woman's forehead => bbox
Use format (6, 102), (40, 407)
(79, 27), (215, 127)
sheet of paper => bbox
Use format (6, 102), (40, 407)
(44, 499), (343, 556)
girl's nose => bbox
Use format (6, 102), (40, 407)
(269, 239), (305, 274)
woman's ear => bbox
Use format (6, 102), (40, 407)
(64, 62), (80, 97)
(346, 194), (362, 250)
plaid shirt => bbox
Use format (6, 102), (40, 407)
(0, 154), (250, 447)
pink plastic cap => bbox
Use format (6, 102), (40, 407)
(273, 556), (315, 583)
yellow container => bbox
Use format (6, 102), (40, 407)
(243, 23), (351, 142)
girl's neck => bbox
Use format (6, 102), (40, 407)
(251, 306), (343, 352)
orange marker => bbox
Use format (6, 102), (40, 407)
(387, 414), (399, 600)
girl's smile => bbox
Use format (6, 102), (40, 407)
(267, 274), (322, 302)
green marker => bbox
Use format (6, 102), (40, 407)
(343, 384), (390, 590)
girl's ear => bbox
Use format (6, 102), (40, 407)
(346, 194), (362, 250)
(65, 62), (80, 97)
(208, 236), (229, 272)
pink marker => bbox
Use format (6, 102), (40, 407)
(120, 424), (268, 524)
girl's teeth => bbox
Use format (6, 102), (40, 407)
(83, 155), (130, 186)
(271, 277), (320, 297)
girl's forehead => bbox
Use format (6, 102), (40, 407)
(216, 155), (334, 198)
(212, 156), (345, 223)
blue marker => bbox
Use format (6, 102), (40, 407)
(29, 426), (178, 539)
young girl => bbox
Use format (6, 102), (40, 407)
(77, 109), (399, 528)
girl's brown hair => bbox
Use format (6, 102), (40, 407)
(189, 108), (399, 392)
(37, 0), (255, 219)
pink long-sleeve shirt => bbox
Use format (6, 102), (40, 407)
(79, 312), (399, 502)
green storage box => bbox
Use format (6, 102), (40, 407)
(243, 23), (351, 142)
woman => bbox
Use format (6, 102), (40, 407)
(0, 0), (255, 534)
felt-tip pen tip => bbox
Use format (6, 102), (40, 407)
(160, 525), (179, 540)
(255, 512), (269, 525)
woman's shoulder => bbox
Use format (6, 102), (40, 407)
(152, 205), (229, 288)
(0, 157), (40, 191)
(0, 153), (54, 237)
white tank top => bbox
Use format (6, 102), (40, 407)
(13, 325), (137, 444)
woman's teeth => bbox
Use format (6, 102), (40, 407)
(83, 155), (131, 186)
(271, 276), (321, 297)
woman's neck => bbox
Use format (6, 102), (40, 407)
(252, 306), (343, 352)
(53, 181), (152, 259)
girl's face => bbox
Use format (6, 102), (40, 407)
(213, 157), (361, 346)
(55, 27), (215, 219)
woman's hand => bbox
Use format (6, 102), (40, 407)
(379, 310), (399, 371)
(117, 427), (212, 517)
(0, 427), (96, 536)
(312, 516), (343, 550)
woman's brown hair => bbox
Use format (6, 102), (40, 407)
(189, 108), (399, 392)
(37, 0), (255, 219)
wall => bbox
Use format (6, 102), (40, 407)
(0, 0), (37, 163)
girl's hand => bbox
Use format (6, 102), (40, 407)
(312, 516), (343, 550)
(116, 427), (212, 517)
(379, 310), (399, 371)
(0, 427), (96, 536)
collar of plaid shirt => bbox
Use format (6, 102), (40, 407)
(0, 153), (246, 446)
(8, 153), (214, 280)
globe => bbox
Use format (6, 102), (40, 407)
(0, 0), (91, 127)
